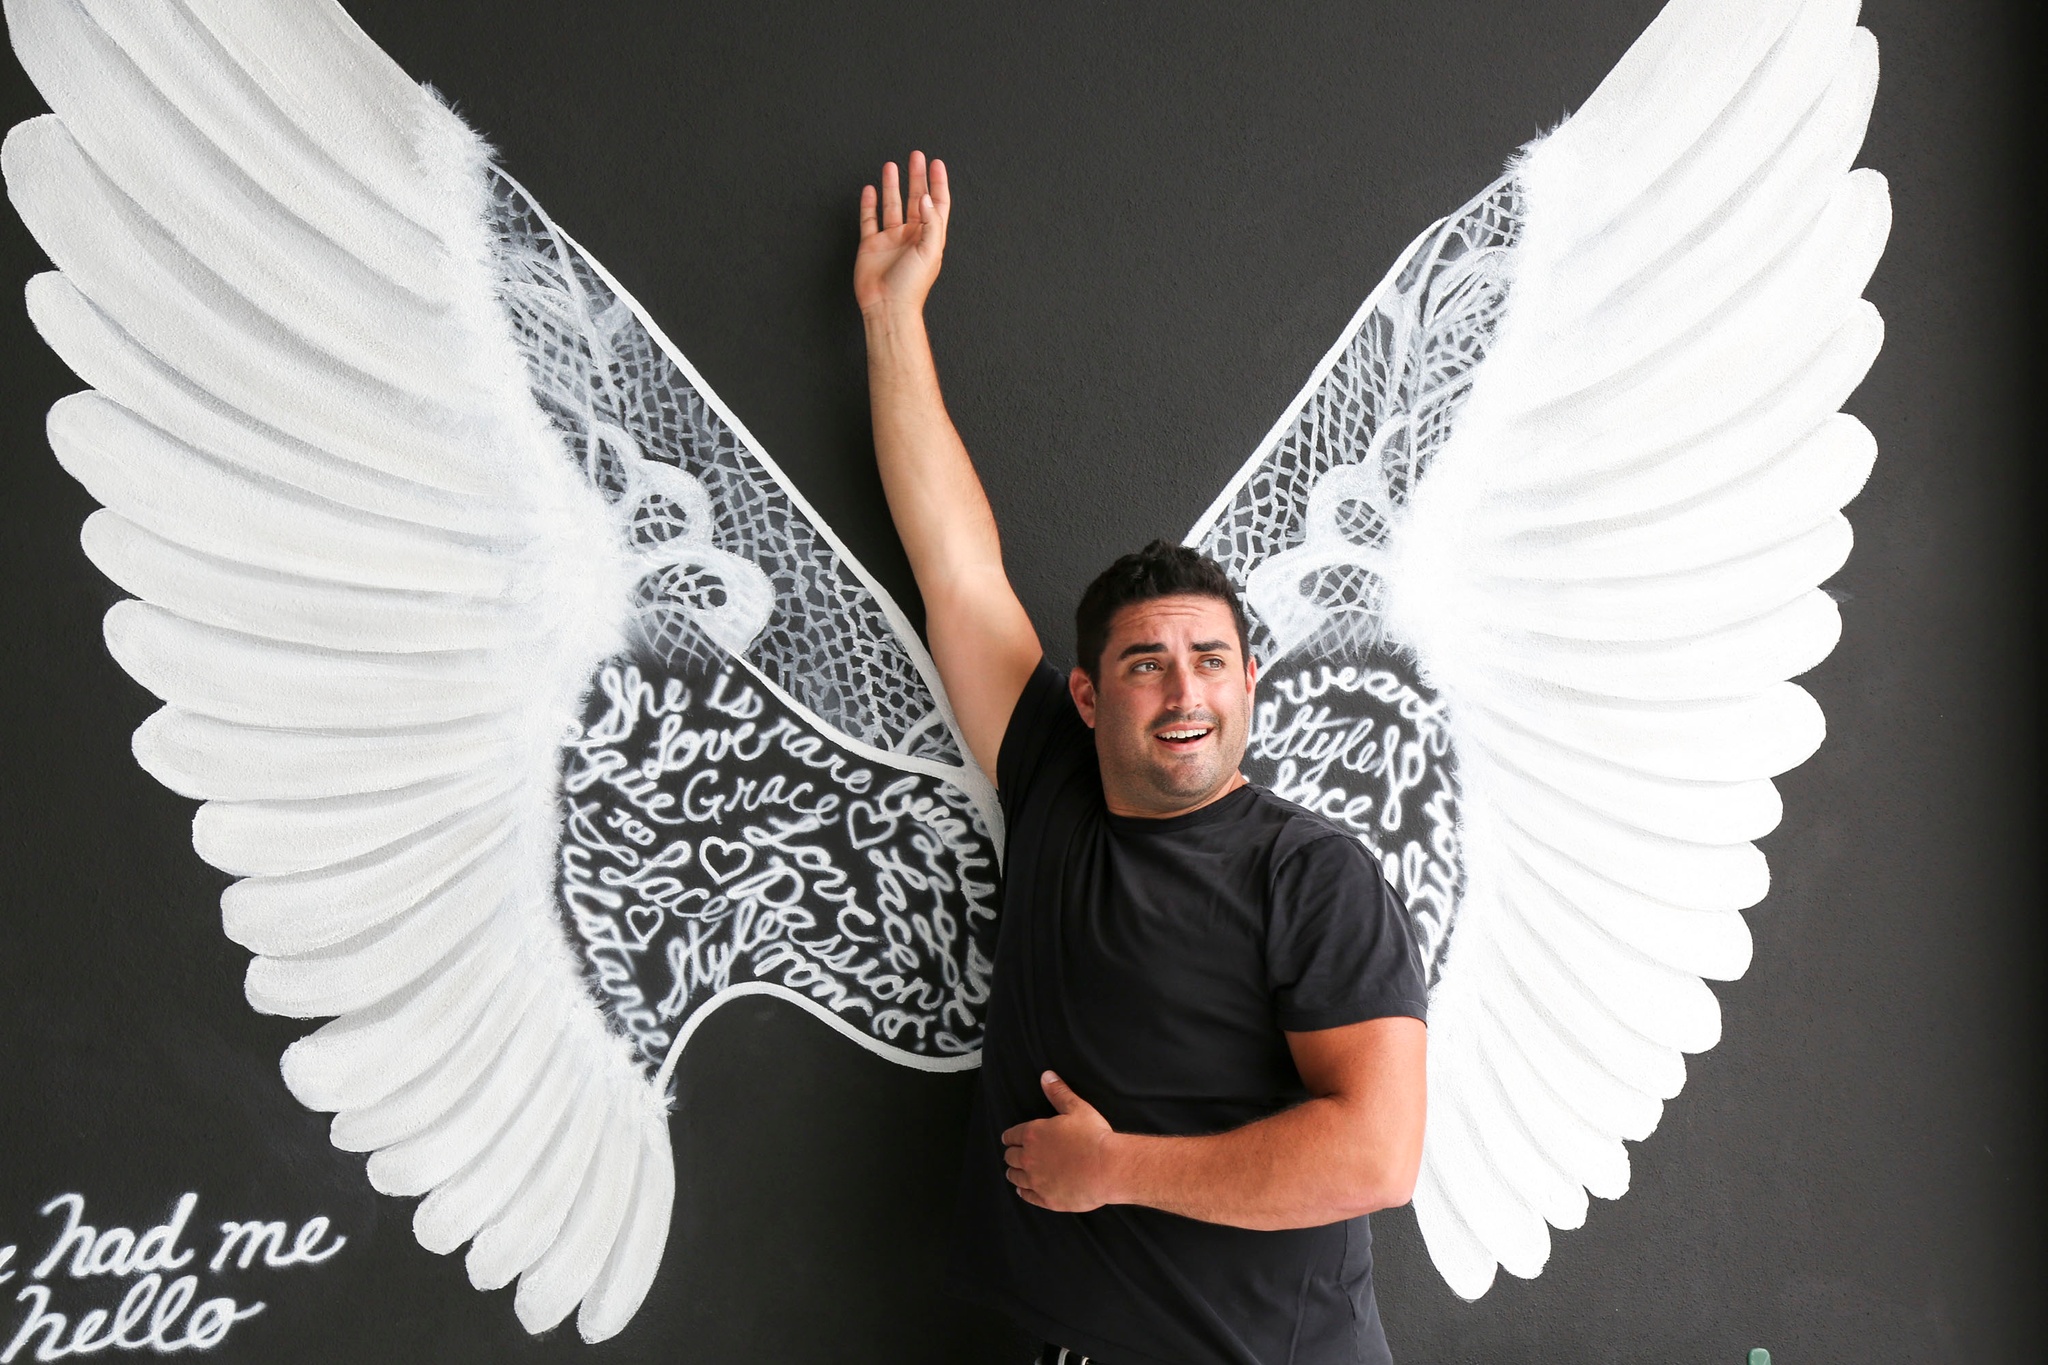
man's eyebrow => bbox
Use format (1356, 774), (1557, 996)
(1114, 638), (1236, 662)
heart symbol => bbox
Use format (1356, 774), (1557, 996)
(697, 837), (754, 885)
(626, 905), (663, 947)
(845, 804), (897, 851)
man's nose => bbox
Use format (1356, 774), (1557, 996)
(1161, 661), (1200, 709)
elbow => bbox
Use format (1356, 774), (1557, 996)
(1371, 1161), (1419, 1212)
(1332, 1161), (1418, 1219)
(1328, 1130), (1424, 1219)
(1370, 1132), (1426, 1212)
(1377, 1141), (1423, 1210)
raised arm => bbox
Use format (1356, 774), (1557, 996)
(856, 152), (1041, 778)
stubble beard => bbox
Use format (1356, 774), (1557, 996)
(1110, 706), (1247, 813)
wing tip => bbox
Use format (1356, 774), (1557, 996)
(572, 1130), (675, 1343)
(0, 110), (63, 197)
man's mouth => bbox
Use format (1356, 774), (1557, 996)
(1153, 724), (1214, 750)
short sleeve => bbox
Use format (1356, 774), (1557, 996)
(996, 659), (1094, 818)
(1265, 830), (1428, 1032)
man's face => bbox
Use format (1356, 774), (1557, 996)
(1070, 594), (1257, 818)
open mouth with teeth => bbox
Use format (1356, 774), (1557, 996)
(1153, 723), (1215, 751)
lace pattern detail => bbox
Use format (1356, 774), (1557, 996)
(1195, 175), (1523, 659)
(486, 172), (962, 765)
(1191, 175), (1524, 990)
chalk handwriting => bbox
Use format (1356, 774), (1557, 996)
(557, 660), (1000, 1072)
(1247, 658), (1464, 985)
(2, 1193), (344, 1361)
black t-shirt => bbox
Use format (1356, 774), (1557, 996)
(949, 662), (1428, 1365)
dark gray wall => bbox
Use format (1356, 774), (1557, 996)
(1, 2), (2036, 1362)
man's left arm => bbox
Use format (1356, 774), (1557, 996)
(1003, 1016), (1427, 1230)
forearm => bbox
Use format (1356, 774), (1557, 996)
(862, 303), (1003, 598)
(1103, 1098), (1418, 1231)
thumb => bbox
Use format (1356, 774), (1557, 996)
(916, 194), (946, 249)
(1041, 1070), (1086, 1115)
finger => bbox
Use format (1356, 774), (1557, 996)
(907, 150), (928, 223)
(1041, 1070), (1080, 1114)
(859, 184), (878, 238)
(1001, 1124), (1026, 1146)
(881, 161), (903, 229)
(1005, 1146), (1026, 1170)
(1006, 1166), (1031, 1189)
(930, 158), (951, 220)
(1017, 1188), (1048, 1208)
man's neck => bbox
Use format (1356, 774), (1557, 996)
(1101, 770), (1250, 820)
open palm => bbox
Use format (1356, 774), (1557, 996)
(855, 150), (951, 315)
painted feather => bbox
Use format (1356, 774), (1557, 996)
(1188, 0), (1887, 1297)
(3, 0), (999, 1341)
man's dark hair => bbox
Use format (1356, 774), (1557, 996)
(1074, 540), (1252, 680)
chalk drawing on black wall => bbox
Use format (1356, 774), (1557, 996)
(3, 0), (1000, 1341)
(1, 0), (1884, 1343)
(2, 1192), (343, 1361)
(1188, 0), (1888, 1298)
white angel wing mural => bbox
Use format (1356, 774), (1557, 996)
(3, 0), (998, 1341)
(3, 0), (1887, 1343)
(1190, 0), (1887, 1298)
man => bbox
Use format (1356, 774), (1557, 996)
(854, 151), (1429, 1365)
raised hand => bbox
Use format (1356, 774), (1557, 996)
(854, 149), (950, 318)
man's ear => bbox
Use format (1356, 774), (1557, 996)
(1068, 666), (1098, 728)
